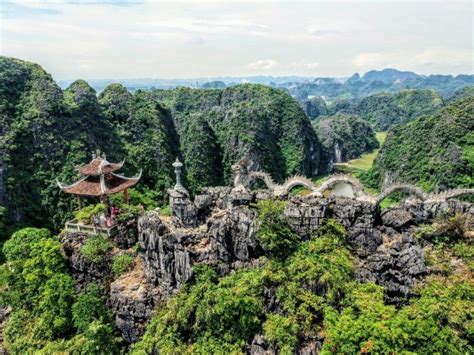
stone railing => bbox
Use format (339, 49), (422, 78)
(228, 158), (474, 205)
(65, 219), (118, 237)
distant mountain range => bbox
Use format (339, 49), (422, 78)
(57, 68), (473, 100)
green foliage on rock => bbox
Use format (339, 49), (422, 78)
(152, 84), (326, 183)
(301, 96), (328, 120)
(314, 113), (379, 163)
(0, 57), (330, 237)
(322, 276), (473, 354)
(79, 234), (113, 263)
(354, 89), (444, 130)
(178, 112), (224, 192)
(255, 200), (300, 259)
(133, 220), (353, 354)
(72, 283), (114, 333)
(366, 96), (474, 190)
(112, 253), (135, 276)
(74, 203), (106, 224)
(1, 228), (120, 353)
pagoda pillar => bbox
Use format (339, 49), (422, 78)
(77, 196), (83, 209)
(124, 189), (129, 204)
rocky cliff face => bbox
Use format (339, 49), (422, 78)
(60, 184), (473, 346)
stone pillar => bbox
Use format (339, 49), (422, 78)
(168, 158), (197, 227)
(168, 188), (197, 228)
(172, 158), (183, 189)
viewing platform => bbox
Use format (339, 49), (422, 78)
(64, 219), (118, 237)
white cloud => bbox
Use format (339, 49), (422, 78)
(352, 52), (389, 70)
(247, 59), (279, 71)
(0, 1), (472, 79)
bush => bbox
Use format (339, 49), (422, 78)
(112, 253), (135, 276)
(263, 314), (298, 353)
(322, 277), (473, 354)
(255, 200), (300, 259)
(75, 204), (106, 224)
(108, 187), (158, 210)
(159, 205), (172, 216)
(115, 205), (141, 224)
(2, 228), (121, 353)
(79, 234), (113, 263)
(72, 283), (112, 333)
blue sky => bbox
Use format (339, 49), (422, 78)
(0, 0), (472, 80)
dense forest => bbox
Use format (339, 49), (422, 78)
(350, 89), (444, 130)
(366, 96), (474, 191)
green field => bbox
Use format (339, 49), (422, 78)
(335, 132), (387, 173)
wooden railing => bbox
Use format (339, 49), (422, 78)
(65, 219), (118, 237)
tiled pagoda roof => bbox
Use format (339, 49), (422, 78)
(57, 152), (141, 197)
(76, 157), (124, 176)
(57, 172), (141, 197)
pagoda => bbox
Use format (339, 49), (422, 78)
(57, 151), (141, 208)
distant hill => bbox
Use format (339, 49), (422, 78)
(285, 72), (473, 102)
(57, 69), (474, 102)
(314, 113), (379, 164)
(367, 96), (474, 190)
(447, 85), (474, 103)
(361, 68), (419, 83)
(201, 81), (227, 89)
(352, 89), (444, 130)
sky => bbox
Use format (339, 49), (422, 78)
(0, 0), (472, 80)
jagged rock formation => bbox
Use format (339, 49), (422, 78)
(59, 168), (474, 345)
(110, 258), (158, 343)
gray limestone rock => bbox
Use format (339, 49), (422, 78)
(358, 229), (427, 303)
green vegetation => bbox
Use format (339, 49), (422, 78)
(152, 84), (326, 184)
(255, 200), (300, 259)
(0, 228), (120, 353)
(112, 253), (135, 276)
(335, 131), (387, 177)
(159, 205), (172, 216)
(354, 89), (444, 130)
(314, 113), (379, 163)
(79, 234), (113, 263)
(75, 203), (106, 224)
(301, 96), (328, 120)
(132, 218), (353, 354)
(323, 276), (472, 354)
(133, 214), (473, 354)
(366, 96), (474, 190)
(0, 57), (328, 239)
(1, 57), (473, 354)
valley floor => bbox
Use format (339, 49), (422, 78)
(334, 131), (388, 173)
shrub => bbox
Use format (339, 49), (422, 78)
(159, 205), (172, 216)
(109, 187), (158, 210)
(112, 253), (134, 276)
(322, 277), (473, 354)
(263, 314), (298, 354)
(75, 204), (106, 224)
(255, 200), (300, 259)
(72, 283), (112, 333)
(79, 234), (113, 263)
(115, 205), (141, 224)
